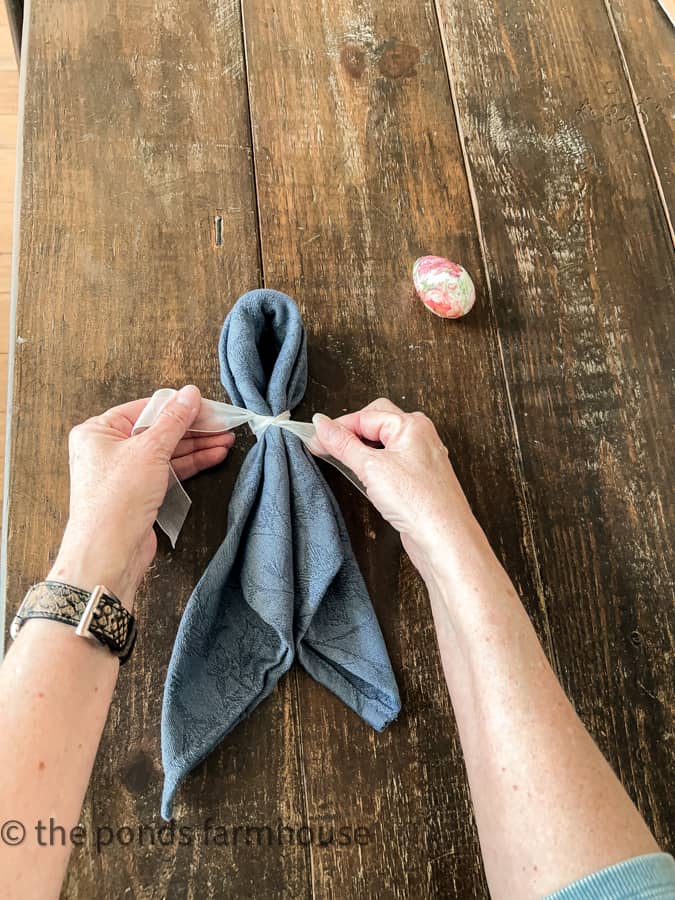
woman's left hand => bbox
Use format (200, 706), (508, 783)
(48, 384), (234, 610)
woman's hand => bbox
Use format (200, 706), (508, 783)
(312, 398), (485, 578)
(48, 384), (234, 610)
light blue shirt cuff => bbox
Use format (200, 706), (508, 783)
(546, 853), (675, 899)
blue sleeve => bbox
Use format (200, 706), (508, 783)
(545, 853), (675, 899)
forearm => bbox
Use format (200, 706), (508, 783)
(0, 553), (129, 899)
(0, 385), (213, 899)
(415, 516), (658, 899)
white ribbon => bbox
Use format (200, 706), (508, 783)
(132, 388), (366, 547)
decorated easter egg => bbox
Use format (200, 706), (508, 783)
(413, 256), (476, 318)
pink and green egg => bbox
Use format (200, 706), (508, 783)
(413, 256), (476, 318)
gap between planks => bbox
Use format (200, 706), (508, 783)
(239, 0), (267, 287)
(601, 0), (674, 247)
(429, 0), (557, 668)
(238, 4), (314, 896)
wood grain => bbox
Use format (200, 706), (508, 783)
(435, 0), (674, 849)
(3, 0), (673, 896)
(3, 1), (309, 897)
(242, 0), (546, 896)
(605, 0), (675, 237)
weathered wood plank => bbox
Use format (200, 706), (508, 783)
(604, 0), (674, 235)
(242, 0), (546, 896)
(435, 0), (674, 848)
(3, 2), (311, 897)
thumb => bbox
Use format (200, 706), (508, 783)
(312, 413), (372, 480)
(142, 385), (201, 459)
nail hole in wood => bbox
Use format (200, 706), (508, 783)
(214, 215), (223, 247)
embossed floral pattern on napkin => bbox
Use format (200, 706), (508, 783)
(160, 289), (401, 820)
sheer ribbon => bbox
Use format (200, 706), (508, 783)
(132, 387), (366, 547)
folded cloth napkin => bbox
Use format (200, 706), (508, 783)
(160, 289), (401, 819)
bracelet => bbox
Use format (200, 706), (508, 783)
(10, 580), (137, 663)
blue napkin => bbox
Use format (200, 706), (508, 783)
(160, 289), (401, 819)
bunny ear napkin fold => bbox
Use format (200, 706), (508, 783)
(144, 289), (401, 820)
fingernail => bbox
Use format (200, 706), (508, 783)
(313, 412), (335, 431)
(312, 413), (340, 441)
(176, 384), (200, 407)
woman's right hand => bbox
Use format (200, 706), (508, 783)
(311, 399), (484, 578)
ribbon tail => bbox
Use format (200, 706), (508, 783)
(157, 464), (192, 549)
(133, 388), (254, 545)
(282, 421), (368, 498)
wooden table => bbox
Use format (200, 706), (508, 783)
(2, 1), (673, 896)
